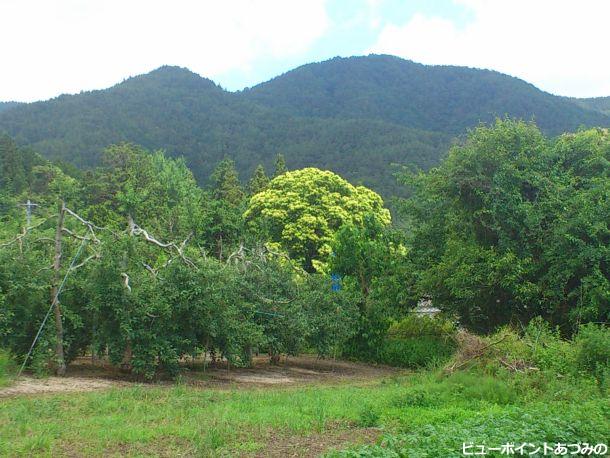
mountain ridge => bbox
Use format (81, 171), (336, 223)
(244, 55), (609, 135)
(0, 55), (608, 197)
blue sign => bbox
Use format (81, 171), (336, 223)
(331, 273), (341, 291)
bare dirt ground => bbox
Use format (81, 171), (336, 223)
(191, 354), (399, 387)
(0, 376), (123, 397)
(252, 424), (382, 457)
(0, 354), (400, 397)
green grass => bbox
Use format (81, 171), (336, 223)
(0, 369), (607, 457)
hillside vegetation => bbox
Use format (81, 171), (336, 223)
(245, 55), (609, 135)
(0, 102), (21, 114)
(1, 55), (608, 197)
(571, 96), (610, 115)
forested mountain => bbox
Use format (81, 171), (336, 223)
(0, 65), (449, 196)
(571, 96), (610, 115)
(245, 55), (609, 135)
(0, 102), (21, 114)
(0, 55), (608, 197)
(0, 135), (47, 195)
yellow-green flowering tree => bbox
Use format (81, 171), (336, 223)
(244, 167), (390, 272)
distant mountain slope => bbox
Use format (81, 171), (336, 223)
(571, 96), (610, 116)
(0, 66), (448, 197)
(0, 102), (22, 114)
(245, 55), (609, 135)
(0, 56), (608, 198)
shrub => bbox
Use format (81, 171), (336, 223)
(575, 323), (610, 385)
(378, 337), (456, 368)
(302, 275), (360, 359)
(522, 317), (577, 374)
(392, 386), (439, 408)
(375, 314), (457, 368)
(0, 348), (15, 386)
(342, 298), (393, 362)
(446, 319), (579, 376)
(386, 314), (456, 339)
(444, 372), (517, 405)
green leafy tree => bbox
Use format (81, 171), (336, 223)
(211, 158), (244, 206)
(248, 164), (269, 195)
(244, 168), (391, 272)
(273, 153), (287, 177)
(301, 275), (359, 359)
(203, 158), (247, 259)
(400, 120), (609, 332)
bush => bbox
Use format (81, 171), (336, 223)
(378, 337), (456, 368)
(392, 386), (439, 408)
(575, 323), (610, 385)
(302, 275), (360, 359)
(0, 348), (15, 386)
(444, 372), (517, 405)
(447, 319), (579, 376)
(387, 314), (456, 339)
(375, 314), (457, 368)
(342, 298), (393, 361)
(522, 318), (577, 374)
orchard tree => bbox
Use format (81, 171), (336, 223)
(244, 168), (390, 272)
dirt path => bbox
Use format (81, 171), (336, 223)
(194, 354), (399, 387)
(0, 355), (400, 397)
(0, 376), (124, 397)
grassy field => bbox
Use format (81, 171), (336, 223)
(0, 363), (608, 457)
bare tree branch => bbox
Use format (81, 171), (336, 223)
(64, 208), (104, 231)
(64, 207), (117, 242)
(0, 216), (56, 248)
(69, 252), (101, 271)
(129, 216), (197, 269)
(62, 227), (97, 243)
(142, 262), (157, 277)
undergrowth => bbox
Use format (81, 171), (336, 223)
(0, 349), (15, 387)
(329, 320), (610, 457)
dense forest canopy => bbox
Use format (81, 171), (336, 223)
(570, 96), (610, 116)
(1, 55), (608, 199)
(0, 118), (607, 380)
(245, 55), (610, 135)
(0, 102), (21, 114)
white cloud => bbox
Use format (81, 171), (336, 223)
(368, 0), (610, 97)
(1, 0), (329, 101)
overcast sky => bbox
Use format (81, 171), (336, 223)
(2, 0), (609, 102)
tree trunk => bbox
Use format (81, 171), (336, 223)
(269, 351), (280, 365)
(52, 200), (66, 376)
(120, 342), (132, 372)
